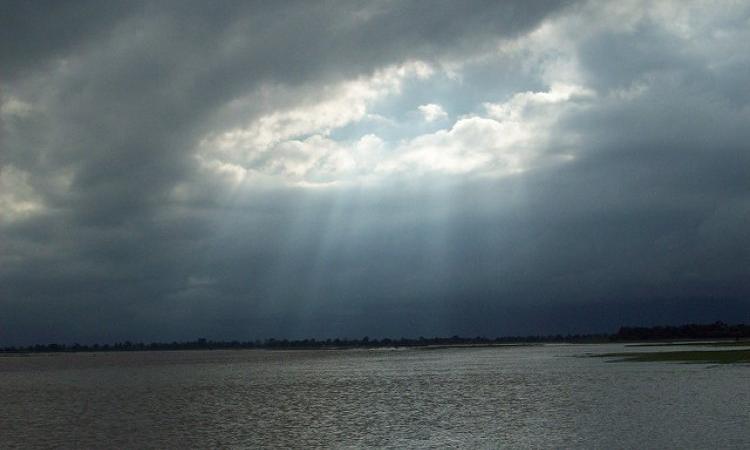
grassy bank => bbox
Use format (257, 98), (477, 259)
(628, 340), (750, 347)
(599, 349), (750, 364)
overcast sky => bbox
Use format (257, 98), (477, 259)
(2, 0), (749, 345)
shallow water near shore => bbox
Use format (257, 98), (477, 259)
(2, 344), (749, 448)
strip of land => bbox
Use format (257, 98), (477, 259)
(628, 340), (750, 347)
(598, 349), (750, 364)
(3, 322), (750, 354)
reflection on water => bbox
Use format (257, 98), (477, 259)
(1, 344), (749, 448)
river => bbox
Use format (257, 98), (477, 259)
(1, 344), (748, 448)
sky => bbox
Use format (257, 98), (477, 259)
(2, 0), (749, 345)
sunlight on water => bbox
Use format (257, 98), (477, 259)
(1, 344), (749, 448)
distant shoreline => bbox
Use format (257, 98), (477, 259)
(0, 338), (596, 355)
(4, 321), (750, 355)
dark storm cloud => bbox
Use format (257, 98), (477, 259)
(0, 0), (143, 80)
(3, 0), (572, 216)
(1, 1), (749, 345)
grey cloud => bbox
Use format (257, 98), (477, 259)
(0, 0), (143, 80)
(2, 1), (749, 345)
(4, 0), (572, 217)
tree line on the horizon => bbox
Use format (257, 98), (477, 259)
(614, 321), (750, 341)
(2, 322), (749, 354)
(1, 334), (608, 353)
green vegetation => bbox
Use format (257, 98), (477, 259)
(598, 349), (750, 364)
(629, 340), (750, 347)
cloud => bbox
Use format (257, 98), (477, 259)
(418, 103), (448, 122)
(0, 166), (44, 223)
(0, 96), (34, 118)
(196, 61), (432, 185)
(198, 81), (590, 185)
(1, 0), (750, 345)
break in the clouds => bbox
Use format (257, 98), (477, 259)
(1, 0), (749, 345)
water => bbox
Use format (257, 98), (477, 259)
(1, 344), (749, 448)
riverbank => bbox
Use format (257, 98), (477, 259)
(597, 348), (750, 364)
